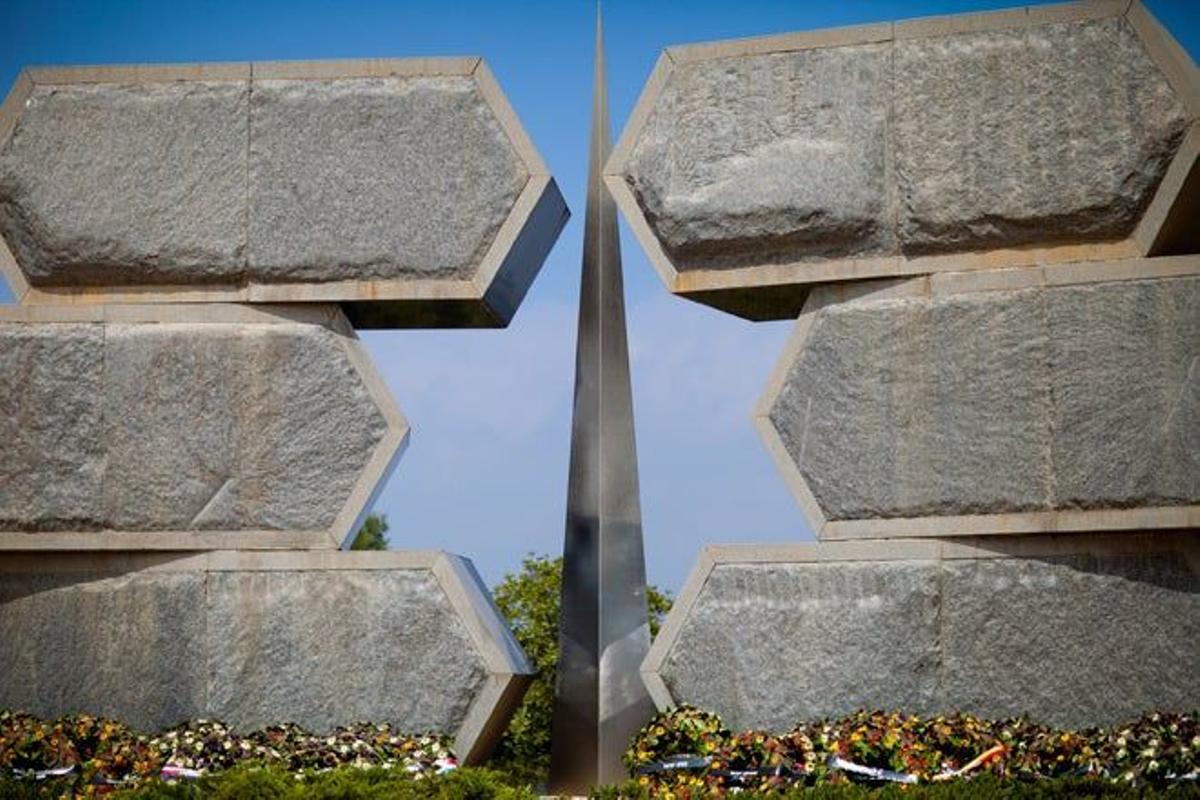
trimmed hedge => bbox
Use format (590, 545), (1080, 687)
(3, 767), (1198, 799)
(596, 774), (1200, 799)
(0, 764), (537, 799)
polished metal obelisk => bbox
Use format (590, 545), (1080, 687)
(548, 8), (657, 794)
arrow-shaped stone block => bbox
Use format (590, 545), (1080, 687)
(606, 0), (1198, 320)
(0, 550), (532, 763)
(642, 534), (1200, 731)
(0, 59), (568, 327)
(756, 256), (1200, 539)
(0, 304), (406, 550)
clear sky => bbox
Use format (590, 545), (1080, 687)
(2, 0), (1196, 592)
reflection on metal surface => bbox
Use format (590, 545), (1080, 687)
(548, 7), (656, 794)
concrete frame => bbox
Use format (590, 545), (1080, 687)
(0, 59), (569, 328)
(640, 531), (1199, 711)
(0, 303), (408, 551)
(603, 0), (1200, 321)
(0, 549), (533, 764)
(753, 254), (1200, 540)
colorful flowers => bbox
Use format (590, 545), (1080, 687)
(623, 707), (1198, 796)
(0, 711), (454, 793)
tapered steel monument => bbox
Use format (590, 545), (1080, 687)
(549, 9), (656, 794)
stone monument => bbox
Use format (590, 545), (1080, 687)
(606, 0), (1199, 728)
(0, 57), (570, 761)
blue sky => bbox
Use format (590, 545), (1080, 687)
(2, 0), (1196, 592)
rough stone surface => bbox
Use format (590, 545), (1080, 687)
(0, 74), (532, 289)
(618, 16), (1189, 272)
(662, 562), (939, 732)
(0, 324), (105, 531)
(0, 319), (387, 535)
(768, 276), (1199, 522)
(937, 551), (1199, 724)
(0, 555), (509, 739)
(894, 18), (1189, 255)
(624, 44), (892, 270)
(249, 76), (527, 282)
(206, 570), (487, 733)
(659, 541), (1200, 730)
(1048, 280), (1200, 509)
(0, 567), (206, 729)
(0, 82), (247, 286)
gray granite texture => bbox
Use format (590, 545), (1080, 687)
(659, 539), (1200, 730)
(0, 74), (527, 286)
(206, 569), (486, 733)
(894, 18), (1189, 255)
(767, 276), (1199, 522)
(0, 82), (248, 286)
(0, 324), (105, 530)
(0, 565), (208, 727)
(624, 43), (892, 270)
(0, 318), (387, 535)
(662, 562), (940, 731)
(0, 555), (505, 740)
(619, 16), (1189, 271)
(249, 76), (526, 282)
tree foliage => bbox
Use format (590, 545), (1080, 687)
(349, 513), (389, 551)
(489, 554), (672, 779)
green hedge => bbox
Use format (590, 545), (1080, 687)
(0, 765), (536, 800)
(3, 767), (1198, 799)
(596, 774), (1199, 799)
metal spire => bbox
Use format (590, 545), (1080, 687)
(548, 6), (656, 794)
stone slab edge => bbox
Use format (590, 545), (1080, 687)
(0, 303), (408, 551)
(0, 549), (533, 763)
(432, 553), (534, 763)
(603, 0), (1199, 320)
(751, 254), (1200, 540)
(641, 531), (1200, 711)
(0, 59), (566, 327)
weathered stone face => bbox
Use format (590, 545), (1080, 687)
(662, 561), (939, 731)
(0, 308), (398, 544)
(764, 275), (1199, 527)
(894, 18), (1188, 255)
(0, 565), (207, 727)
(206, 569), (486, 733)
(0, 324), (106, 530)
(0, 551), (530, 760)
(652, 537), (1200, 731)
(248, 76), (527, 282)
(0, 81), (248, 285)
(0, 75), (526, 287)
(1049, 279), (1199, 509)
(0, 62), (565, 326)
(624, 43), (892, 270)
(609, 4), (1194, 318)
